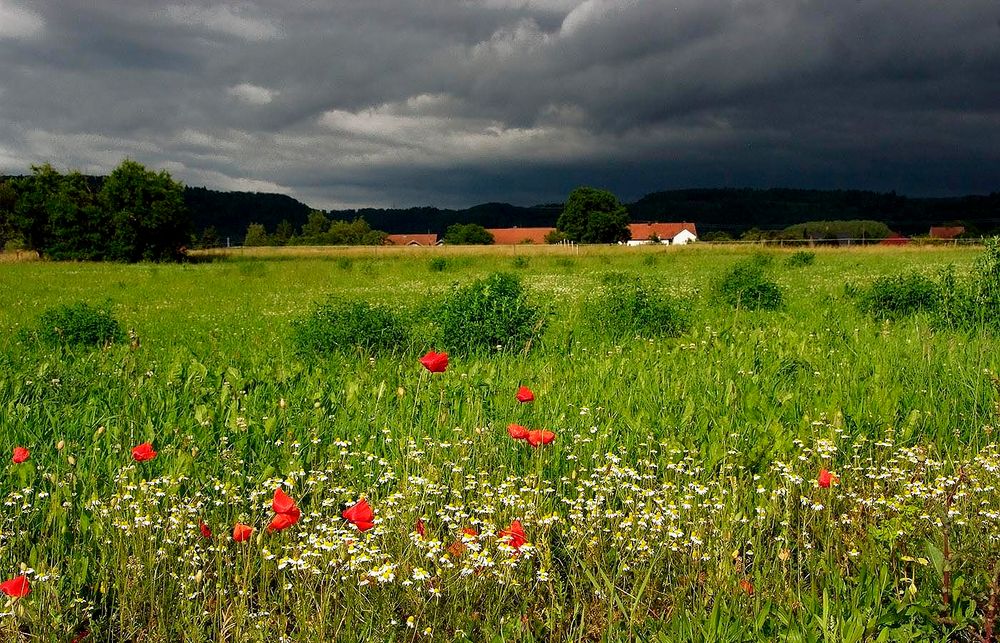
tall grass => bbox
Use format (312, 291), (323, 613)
(0, 246), (997, 640)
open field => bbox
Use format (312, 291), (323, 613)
(1, 245), (999, 641)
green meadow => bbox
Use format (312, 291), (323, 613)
(1, 244), (998, 641)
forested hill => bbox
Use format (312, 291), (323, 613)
(5, 177), (998, 238)
(185, 187), (312, 241)
(330, 203), (564, 236)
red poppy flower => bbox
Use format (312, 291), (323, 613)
(462, 527), (479, 537)
(342, 499), (375, 532)
(232, 523), (254, 542)
(12, 447), (29, 464)
(499, 520), (527, 550)
(0, 575), (30, 598)
(525, 430), (556, 447)
(415, 518), (426, 537)
(818, 468), (839, 488)
(267, 487), (301, 533)
(447, 540), (467, 557)
(419, 351), (448, 373)
(739, 579), (754, 596)
(507, 423), (529, 440)
(131, 442), (157, 462)
(516, 386), (534, 403)
(199, 520), (212, 539)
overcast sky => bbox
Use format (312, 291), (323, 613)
(0, 0), (998, 208)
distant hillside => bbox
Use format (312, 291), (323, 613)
(330, 202), (564, 236)
(6, 175), (998, 239)
(185, 186), (312, 241)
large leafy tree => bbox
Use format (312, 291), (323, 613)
(45, 172), (107, 260)
(100, 159), (189, 261)
(556, 187), (630, 244)
(444, 223), (494, 245)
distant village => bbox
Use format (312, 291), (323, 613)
(384, 223), (970, 246)
(388, 223), (699, 246)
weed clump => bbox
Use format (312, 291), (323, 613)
(428, 257), (448, 272)
(714, 258), (784, 310)
(438, 272), (547, 354)
(852, 238), (1000, 330)
(36, 301), (124, 347)
(587, 273), (691, 339)
(291, 297), (409, 356)
(785, 251), (816, 268)
(857, 273), (940, 320)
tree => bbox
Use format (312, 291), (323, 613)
(544, 229), (569, 244)
(444, 223), (494, 245)
(244, 222), (270, 246)
(45, 172), (107, 260)
(556, 187), (630, 244)
(10, 164), (63, 251)
(0, 180), (17, 249)
(299, 210), (330, 241)
(273, 219), (295, 245)
(100, 159), (189, 261)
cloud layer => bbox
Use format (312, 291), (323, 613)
(0, 0), (998, 207)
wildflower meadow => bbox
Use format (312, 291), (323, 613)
(1, 244), (1000, 641)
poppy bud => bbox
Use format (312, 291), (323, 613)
(56, 440), (65, 451)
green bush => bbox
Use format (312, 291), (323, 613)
(428, 257), (448, 272)
(511, 255), (529, 270)
(438, 272), (547, 354)
(857, 273), (940, 320)
(587, 273), (691, 339)
(785, 251), (816, 268)
(932, 238), (1000, 330)
(36, 301), (124, 347)
(714, 259), (784, 310)
(291, 297), (409, 356)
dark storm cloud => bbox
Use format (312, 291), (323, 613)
(0, 0), (997, 207)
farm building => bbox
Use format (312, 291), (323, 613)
(385, 234), (440, 246)
(929, 226), (965, 240)
(626, 222), (698, 246)
(486, 227), (556, 245)
(880, 233), (911, 246)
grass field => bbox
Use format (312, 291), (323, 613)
(1, 244), (999, 641)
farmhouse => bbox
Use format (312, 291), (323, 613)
(385, 234), (440, 246)
(929, 226), (965, 240)
(626, 222), (698, 246)
(486, 227), (556, 245)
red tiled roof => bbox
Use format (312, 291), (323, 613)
(386, 234), (438, 246)
(880, 234), (911, 246)
(929, 226), (965, 240)
(628, 222), (698, 241)
(486, 227), (556, 245)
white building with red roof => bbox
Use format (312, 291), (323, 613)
(626, 222), (698, 245)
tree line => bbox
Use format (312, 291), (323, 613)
(0, 161), (189, 261)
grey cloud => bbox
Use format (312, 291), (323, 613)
(0, 0), (997, 209)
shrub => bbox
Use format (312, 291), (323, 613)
(932, 238), (1000, 330)
(36, 301), (124, 347)
(587, 273), (691, 339)
(785, 251), (816, 268)
(511, 255), (529, 269)
(428, 257), (448, 272)
(291, 297), (409, 356)
(857, 273), (940, 320)
(713, 259), (784, 310)
(438, 272), (547, 354)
